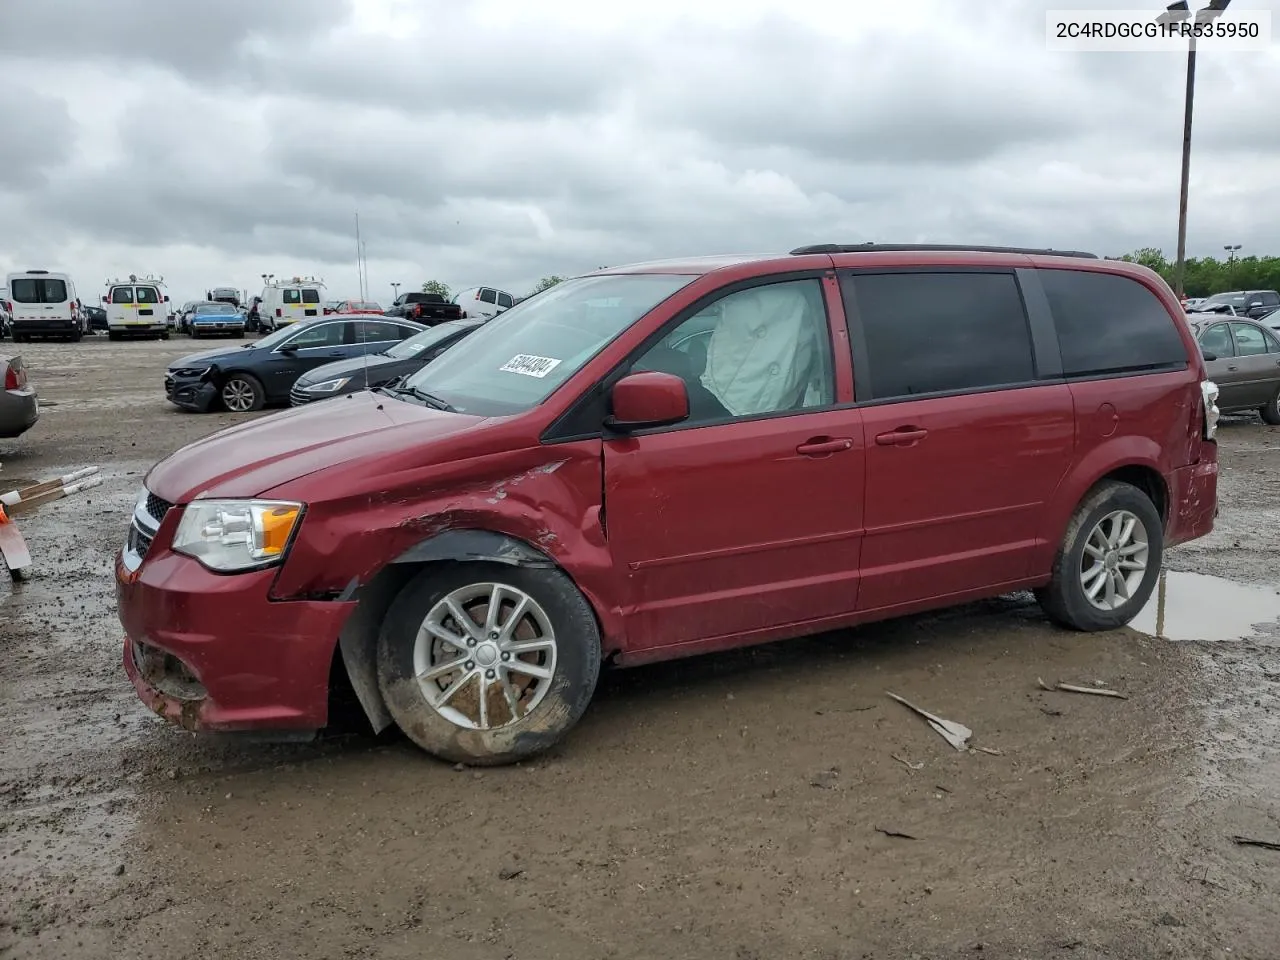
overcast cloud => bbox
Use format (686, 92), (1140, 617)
(1, 0), (1277, 304)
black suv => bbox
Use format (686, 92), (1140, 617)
(1197, 289), (1280, 320)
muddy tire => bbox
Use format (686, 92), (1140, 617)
(107, 331), (120, 342)
(219, 373), (264, 412)
(1261, 388), (1280, 425)
(377, 562), (601, 766)
(1036, 480), (1163, 631)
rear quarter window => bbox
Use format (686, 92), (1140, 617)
(1041, 270), (1188, 377)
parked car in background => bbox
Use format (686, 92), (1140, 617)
(188, 301), (246, 339)
(83, 305), (108, 332)
(0, 295), (11, 339)
(323, 300), (343, 315)
(164, 314), (425, 412)
(332, 299), (383, 315)
(245, 296), (266, 333)
(208, 287), (241, 308)
(0, 353), (39, 438)
(258, 277), (326, 329)
(121, 244), (1219, 766)
(384, 292), (464, 324)
(104, 277), (170, 340)
(5, 269), (83, 342)
(290, 318), (483, 405)
(1190, 316), (1280, 424)
(1196, 290), (1280, 320)
(451, 286), (515, 319)
(1181, 297), (1206, 311)
(1188, 302), (1238, 317)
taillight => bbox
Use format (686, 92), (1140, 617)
(474, 291), (481, 299)
(5, 366), (21, 391)
(1201, 380), (1220, 440)
(276, 308), (282, 318)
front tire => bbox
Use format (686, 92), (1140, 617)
(219, 373), (265, 412)
(377, 562), (602, 765)
(1036, 480), (1163, 631)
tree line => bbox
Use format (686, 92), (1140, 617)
(1115, 248), (1280, 298)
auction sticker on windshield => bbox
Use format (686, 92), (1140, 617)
(499, 355), (561, 378)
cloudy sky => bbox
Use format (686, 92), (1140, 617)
(1, 0), (1277, 305)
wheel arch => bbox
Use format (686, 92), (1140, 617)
(333, 529), (605, 735)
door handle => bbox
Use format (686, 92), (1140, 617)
(1227, 365), (1239, 371)
(875, 427), (929, 446)
(796, 437), (853, 456)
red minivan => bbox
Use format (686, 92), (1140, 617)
(118, 245), (1221, 764)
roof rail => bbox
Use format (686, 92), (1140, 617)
(789, 243), (1099, 259)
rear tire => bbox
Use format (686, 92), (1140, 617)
(377, 562), (602, 765)
(107, 331), (121, 342)
(70, 327), (82, 343)
(1036, 480), (1163, 631)
(1261, 388), (1280, 425)
(219, 372), (265, 412)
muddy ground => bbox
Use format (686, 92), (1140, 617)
(2, 335), (1279, 960)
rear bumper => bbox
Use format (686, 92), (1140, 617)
(1166, 448), (1219, 547)
(111, 323), (166, 333)
(117, 550), (356, 732)
(13, 318), (76, 333)
(0, 389), (39, 438)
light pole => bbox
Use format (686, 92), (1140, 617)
(1223, 244), (1241, 264)
(391, 282), (400, 301)
(1157, 0), (1232, 299)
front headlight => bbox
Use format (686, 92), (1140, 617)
(171, 366), (211, 378)
(172, 499), (303, 572)
(304, 377), (351, 393)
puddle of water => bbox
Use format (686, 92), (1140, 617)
(1129, 570), (1280, 642)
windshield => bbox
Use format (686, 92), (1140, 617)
(401, 274), (696, 416)
(1202, 292), (1247, 307)
(255, 319), (321, 349)
(196, 303), (237, 315)
(387, 321), (473, 359)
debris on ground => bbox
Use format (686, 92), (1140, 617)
(809, 768), (840, 789)
(891, 753), (924, 771)
(0, 466), (103, 580)
(875, 826), (919, 840)
(886, 692), (973, 751)
(1037, 678), (1129, 700)
(498, 867), (524, 880)
(974, 746), (1003, 756)
(1232, 835), (1280, 852)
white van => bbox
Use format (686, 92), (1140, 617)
(5, 269), (83, 342)
(103, 275), (170, 340)
(451, 286), (515, 320)
(258, 277), (326, 331)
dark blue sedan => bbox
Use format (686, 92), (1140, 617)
(164, 315), (426, 412)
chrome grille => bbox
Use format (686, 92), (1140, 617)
(289, 385), (314, 406)
(145, 493), (173, 525)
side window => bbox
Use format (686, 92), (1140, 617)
(844, 272), (1034, 400)
(110, 286), (134, 304)
(480, 288), (498, 304)
(630, 279), (834, 425)
(393, 323), (420, 340)
(1264, 327), (1280, 353)
(282, 323), (344, 350)
(1260, 292), (1280, 307)
(282, 289), (302, 305)
(1199, 323), (1234, 357)
(497, 292), (514, 309)
(352, 320), (401, 343)
(1040, 269), (1188, 377)
(1231, 322), (1267, 356)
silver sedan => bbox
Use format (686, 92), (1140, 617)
(0, 354), (39, 438)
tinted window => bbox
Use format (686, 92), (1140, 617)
(195, 303), (237, 315)
(631, 279), (834, 424)
(1198, 323), (1234, 357)
(352, 320), (404, 343)
(10, 278), (69, 303)
(1231, 323), (1268, 356)
(480, 288), (497, 304)
(1041, 269), (1187, 377)
(845, 272), (1034, 400)
(1258, 292), (1280, 307)
(282, 322), (344, 350)
(301, 289), (321, 304)
(109, 286), (134, 304)
(497, 292), (514, 309)
(282, 289), (302, 305)
(135, 286), (160, 304)
(1266, 327), (1280, 351)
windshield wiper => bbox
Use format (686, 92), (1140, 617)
(379, 383), (455, 412)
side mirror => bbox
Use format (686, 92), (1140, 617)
(606, 371), (689, 431)
(1201, 350), (1218, 362)
(278, 345), (297, 356)
(101, 294), (107, 302)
